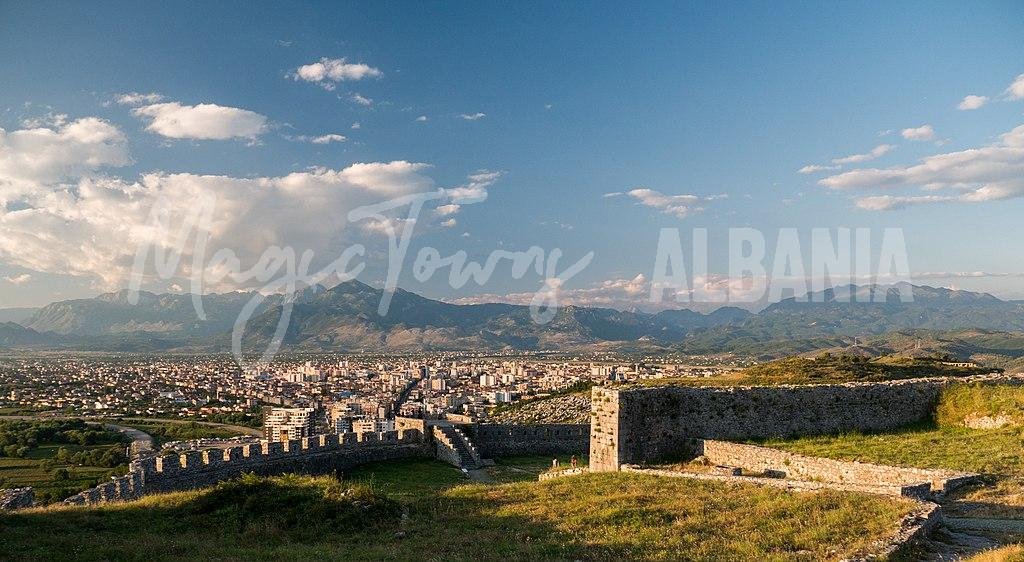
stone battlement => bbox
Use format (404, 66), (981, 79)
(61, 429), (428, 506)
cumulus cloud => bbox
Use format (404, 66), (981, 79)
(1006, 74), (1024, 100)
(0, 115), (486, 290)
(0, 117), (130, 202)
(459, 112), (486, 121)
(291, 57), (382, 90)
(831, 144), (895, 165)
(958, 95), (989, 110)
(820, 124), (1024, 209)
(625, 188), (720, 218)
(115, 92), (164, 106)
(3, 273), (31, 285)
(0, 160), (444, 289)
(132, 102), (267, 141)
(901, 124), (936, 141)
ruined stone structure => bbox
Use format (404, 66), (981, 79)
(0, 487), (34, 510)
(691, 439), (977, 498)
(589, 374), (1024, 471)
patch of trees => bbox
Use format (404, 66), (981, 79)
(0, 419), (123, 458)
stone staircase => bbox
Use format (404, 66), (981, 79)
(434, 425), (486, 469)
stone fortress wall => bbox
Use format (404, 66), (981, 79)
(0, 419), (591, 509)
(62, 429), (430, 506)
(466, 423), (589, 458)
(590, 373), (1024, 472)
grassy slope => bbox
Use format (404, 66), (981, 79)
(0, 459), (914, 561)
(763, 384), (1024, 474)
(762, 384), (1024, 521)
(641, 354), (999, 387)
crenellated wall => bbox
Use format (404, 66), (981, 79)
(590, 374), (1024, 471)
(63, 429), (430, 506)
(467, 423), (589, 458)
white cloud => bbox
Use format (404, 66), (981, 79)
(443, 170), (503, 204)
(958, 95), (989, 110)
(415, 115), (428, 122)
(820, 124), (1024, 209)
(626, 188), (716, 218)
(0, 117), (129, 202)
(831, 144), (895, 165)
(602, 192), (623, 198)
(132, 102), (267, 141)
(440, 218), (457, 228)
(797, 164), (840, 174)
(292, 58), (382, 89)
(351, 122), (361, 130)
(434, 204), (461, 216)
(3, 273), (31, 285)
(459, 112), (486, 121)
(452, 273), (650, 309)
(350, 93), (373, 106)
(901, 124), (936, 141)
(289, 133), (346, 144)
(0, 156), (443, 289)
(115, 92), (164, 106)
(1006, 74), (1024, 100)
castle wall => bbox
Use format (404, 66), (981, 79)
(590, 374), (1024, 471)
(63, 429), (430, 506)
(468, 423), (589, 458)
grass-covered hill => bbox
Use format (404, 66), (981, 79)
(732, 354), (999, 386)
(638, 353), (1001, 388)
(0, 457), (916, 561)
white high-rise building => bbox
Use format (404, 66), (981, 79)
(264, 407), (315, 442)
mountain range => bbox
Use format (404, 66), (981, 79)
(2, 281), (1024, 356)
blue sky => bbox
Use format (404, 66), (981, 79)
(1, 1), (1024, 309)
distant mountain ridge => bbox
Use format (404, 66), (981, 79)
(4, 281), (1024, 354)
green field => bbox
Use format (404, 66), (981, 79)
(0, 460), (914, 561)
(0, 419), (128, 503)
(0, 443), (127, 503)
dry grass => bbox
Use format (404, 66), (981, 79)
(0, 463), (914, 561)
(965, 544), (1024, 562)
